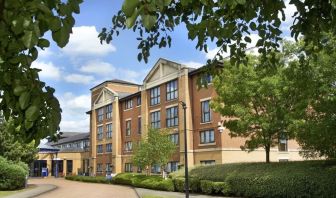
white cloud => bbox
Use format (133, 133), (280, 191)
(58, 92), (91, 132)
(38, 48), (54, 59)
(32, 61), (61, 80)
(181, 61), (204, 68)
(80, 60), (116, 75)
(64, 74), (95, 84)
(62, 26), (116, 57)
(282, 0), (297, 24)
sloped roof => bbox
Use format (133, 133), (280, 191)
(90, 79), (141, 90)
(49, 132), (90, 146)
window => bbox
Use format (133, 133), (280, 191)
(150, 86), (160, 106)
(97, 163), (103, 173)
(279, 134), (288, 152)
(167, 161), (178, 173)
(200, 160), (215, 165)
(106, 123), (112, 139)
(200, 129), (215, 144)
(106, 163), (112, 173)
(201, 74), (213, 84)
(126, 120), (131, 136)
(106, 104), (112, 119)
(125, 163), (133, 172)
(106, 143), (112, 153)
(201, 100), (211, 123)
(138, 117), (142, 134)
(166, 80), (178, 101)
(170, 133), (179, 145)
(137, 166), (142, 173)
(97, 126), (103, 140)
(151, 164), (161, 174)
(137, 96), (141, 106)
(97, 108), (104, 122)
(97, 145), (103, 154)
(166, 106), (178, 127)
(125, 141), (132, 151)
(150, 111), (160, 129)
(125, 99), (133, 110)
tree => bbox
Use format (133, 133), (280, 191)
(284, 37), (336, 159)
(0, 118), (38, 165)
(133, 128), (176, 176)
(100, 0), (336, 64)
(0, 0), (82, 143)
(211, 55), (296, 163)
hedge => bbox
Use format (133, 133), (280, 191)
(188, 160), (336, 197)
(112, 173), (174, 191)
(0, 156), (28, 190)
(65, 175), (111, 184)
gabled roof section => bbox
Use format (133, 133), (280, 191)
(90, 79), (141, 91)
(49, 132), (90, 146)
(143, 58), (186, 84)
(94, 87), (116, 105)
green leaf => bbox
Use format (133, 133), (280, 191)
(52, 27), (70, 47)
(244, 36), (252, 43)
(126, 8), (140, 28)
(122, 0), (139, 18)
(14, 86), (26, 96)
(19, 92), (31, 110)
(142, 14), (157, 30)
(38, 38), (50, 48)
(22, 31), (38, 49)
(25, 105), (40, 122)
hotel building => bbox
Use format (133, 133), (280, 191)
(87, 58), (304, 176)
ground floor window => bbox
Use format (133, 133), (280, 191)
(200, 160), (215, 166)
(151, 164), (161, 174)
(106, 163), (113, 173)
(66, 160), (73, 174)
(125, 163), (133, 172)
(166, 161), (179, 173)
(97, 163), (103, 173)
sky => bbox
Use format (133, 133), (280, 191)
(33, 0), (296, 132)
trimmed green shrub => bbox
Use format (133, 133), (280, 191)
(172, 177), (185, 192)
(0, 156), (28, 190)
(65, 175), (111, 184)
(189, 160), (336, 197)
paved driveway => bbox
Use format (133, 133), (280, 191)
(29, 178), (138, 198)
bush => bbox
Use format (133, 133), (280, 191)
(189, 160), (336, 197)
(0, 156), (28, 190)
(65, 175), (111, 184)
(172, 177), (185, 192)
(112, 173), (174, 192)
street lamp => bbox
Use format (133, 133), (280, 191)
(180, 101), (189, 198)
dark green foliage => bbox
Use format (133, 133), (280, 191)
(172, 177), (185, 192)
(112, 173), (174, 191)
(65, 175), (111, 184)
(189, 161), (336, 197)
(0, 156), (28, 190)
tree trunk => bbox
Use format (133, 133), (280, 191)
(265, 145), (270, 163)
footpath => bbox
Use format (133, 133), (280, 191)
(4, 184), (56, 198)
(135, 188), (228, 198)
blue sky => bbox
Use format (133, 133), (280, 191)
(34, 0), (296, 132)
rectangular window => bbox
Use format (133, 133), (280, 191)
(200, 160), (216, 165)
(170, 133), (179, 145)
(125, 141), (132, 151)
(125, 99), (133, 110)
(200, 129), (215, 144)
(151, 164), (161, 174)
(106, 123), (112, 139)
(126, 120), (131, 136)
(279, 135), (288, 152)
(97, 126), (103, 140)
(138, 117), (142, 134)
(150, 86), (160, 106)
(106, 143), (112, 153)
(137, 96), (141, 106)
(166, 106), (178, 127)
(97, 108), (104, 122)
(106, 163), (112, 173)
(166, 80), (178, 101)
(97, 163), (103, 173)
(106, 104), (112, 119)
(97, 145), (103, 154)
(150, 111), (161, 129)
(167, 161), (179, 173)
(125, 163), (133, 172)
(201, 100), (211, 123)
(201, 74), (213, 84)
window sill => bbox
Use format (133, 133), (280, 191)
(198, 142), (216, 146)
(200, 121), (213, 125)
(166, 98), (178, 103)
(124, 108), (133, 112)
